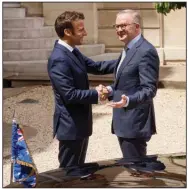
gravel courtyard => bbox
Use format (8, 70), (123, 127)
(3, 85), (186, 186)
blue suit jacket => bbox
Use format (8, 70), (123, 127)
(111, 36), (159, 139)
(48, 41), (116, 140)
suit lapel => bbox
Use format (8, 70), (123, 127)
(115, 36), (145, 86)
(116, 47), (137, 77)
(66, 50), (87, 73)
(55, 41), (86, 73)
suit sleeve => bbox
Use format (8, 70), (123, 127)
(128, 48), (159, 108)
(49, 58), (98, 105)
(82, 54), (117, 74)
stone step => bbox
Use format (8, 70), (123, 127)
(3, 53), (117, 74)
(159, 65), (186, 89)
(78, 44), (105, 57)
(3, 44), (105, 61)
(3, 2), (21, 8)
(90, 53), (119, 61)
(3, 54), (186, 89)
(3, 27), (56, 39)
(3, 61), (48, 74)
(3, 17), (44, 28)
(3, 49), (51, 61)
(3, 38), (57, 50)
(3, 8), (25, 18)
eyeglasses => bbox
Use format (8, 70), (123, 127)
(113, 23), (138, 30)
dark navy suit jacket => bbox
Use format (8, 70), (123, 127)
(48, 41), (116, 140)
(111, 36), (159, 139)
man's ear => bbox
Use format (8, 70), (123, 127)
(64, 29), (72, 37)
(135, 23), (140, 29)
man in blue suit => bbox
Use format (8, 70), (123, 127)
(106, 9), (160, 160)
(47, 11), (116, 168)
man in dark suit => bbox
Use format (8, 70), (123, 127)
(105, 9), (160, 160)
(47, 11), (116, 168)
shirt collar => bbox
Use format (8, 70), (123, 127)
(58, 39), (74, 52)
(126, 33), (141, 50)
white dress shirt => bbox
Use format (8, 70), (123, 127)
(58, 39), (74, 52)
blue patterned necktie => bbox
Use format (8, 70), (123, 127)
(116, 47), (129, 77)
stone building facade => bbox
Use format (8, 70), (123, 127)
(19, 2), (186, 65)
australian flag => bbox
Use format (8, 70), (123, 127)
(11, 118), (37, 187)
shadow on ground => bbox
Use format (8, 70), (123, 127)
(159, 67), (174, 80)
(93, 112), (110, 120)
(3, 86), (54, 164)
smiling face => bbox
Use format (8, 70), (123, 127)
(64, 19), (87, 47)
(115, 13), (140, 46)
(71, 19), (87, 45)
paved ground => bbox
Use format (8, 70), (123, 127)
(2, 85), (186, 186)
(5, 154), (186, 188)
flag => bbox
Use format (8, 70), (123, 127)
(11, 118), (37, 187)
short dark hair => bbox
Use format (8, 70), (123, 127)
(55, 11), (85, 38)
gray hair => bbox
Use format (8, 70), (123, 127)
(117, 9), (142, 25)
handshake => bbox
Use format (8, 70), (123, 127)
(95, 84), (110, 101)
(95, 84), (128, 108)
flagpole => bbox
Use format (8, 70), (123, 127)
(10, 109), (38, 187)
(10, 161), (13, 184)
(10, 110), (16, 184)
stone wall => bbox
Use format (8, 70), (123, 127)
(43, 2), (98, 44)
(97, 3), (160, 50)
(163, 8), (186, 63)
(21, 2), (43, 17)
(41, 2), (186, 65)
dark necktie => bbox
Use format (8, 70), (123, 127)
(72, 48), (82, 63)
(72, 48), (86, 73)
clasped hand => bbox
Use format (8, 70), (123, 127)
(95, 84), (109, 101)
(95, 84), (127, 108)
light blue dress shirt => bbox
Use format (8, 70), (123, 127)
(107, 33), (141, 107)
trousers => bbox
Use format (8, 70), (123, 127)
(118, 137), (148, 159)
(58, 137), (89, 168)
